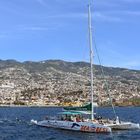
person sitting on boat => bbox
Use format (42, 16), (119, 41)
(76, 115), (81, 122)
(61, 116), (64, 121)
(81, 116), (84, 122)
(116, 116), (120, 124)
(113, 116), (121, 124)
(45, 116), (48, 120)
(70, 115), (76, 122)
(73, 115), (77, 122)
(65, 114), (68, 121)
(95, 115), (102, 120)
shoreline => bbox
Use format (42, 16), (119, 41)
(0, 104), (60, 108)
(0, 104), (139, 108)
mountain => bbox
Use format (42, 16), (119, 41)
(0, 59), (140, 106)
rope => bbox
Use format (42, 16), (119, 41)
(93, 34), (117, 119)
(88, 1), (117, 119)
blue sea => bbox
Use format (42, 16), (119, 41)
(0, 106), (140, 140)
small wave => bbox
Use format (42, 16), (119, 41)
(0, 120), (4, 123)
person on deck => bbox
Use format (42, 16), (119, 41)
(76, 116), (81, 122)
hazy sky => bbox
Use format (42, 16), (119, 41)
(0, 0), (140, 70)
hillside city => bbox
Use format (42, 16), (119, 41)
(0, 60), (140, 107)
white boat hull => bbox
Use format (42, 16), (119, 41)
(106, 122), (140, 130)
(35, 120), (111, 133)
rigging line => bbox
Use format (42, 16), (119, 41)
(93, 34), (117, 119)
(89, 0), (117, 119)
(88, 0), (94, 5)
(75, 12), (91, 107)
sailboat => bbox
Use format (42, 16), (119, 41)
(31, 4), (111, 133)
(61, 5), (140, 131)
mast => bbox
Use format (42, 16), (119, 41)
(88, 4), (94, 120)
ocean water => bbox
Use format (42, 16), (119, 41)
(0, 106), (140, 140)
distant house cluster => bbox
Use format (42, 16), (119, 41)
(0, 60), (140, 106)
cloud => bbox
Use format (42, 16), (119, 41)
(47, 13), (85, 19)
(0, 34), (7, 38)
(92, 10), (140, 23)
(21, 26), (49, 31)
(0, 31), (10, 39)
(0, 25), (50, 40)
(111, 60), (140, 70)
(124, 11), (140, 16)
(122, 0), (140, 3)
(93, 12), (122, 22)
(95, 0), (120, 8)
(124, 61), (140, 68)
(103, 60), (140, 70)
(36, 0), (48, 7)
(106, 10), (140, 16)
(47, 11), (122, 23)
(36, 0), (46, 6)
(96, 0), (140, 7)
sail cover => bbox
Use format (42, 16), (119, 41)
(63, 103), (97, 112)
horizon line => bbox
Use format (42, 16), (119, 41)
(0, 58), (139, 71)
